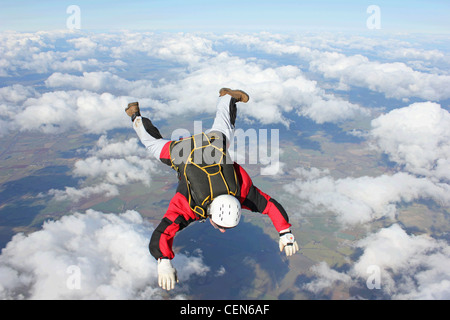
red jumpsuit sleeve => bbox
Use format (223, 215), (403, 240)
(149, 192), (198, 260)
(158, 141), (172, 167)
(233, 163), (291, 232)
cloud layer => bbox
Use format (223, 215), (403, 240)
(1, 30), (449, 300)
(0, 30), (377, 137)
(2, 31), (449, 137)
(286, 100), (450, 299)
(0, 209), (209, 299)
(305, 224), (450, 299)
(285, 168), (450, 226)
(48, 135), (159, 203)
(371, 102), (450, 182)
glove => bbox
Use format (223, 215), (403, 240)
(279, 230), (299, 257)
(157, 258), (178, 291)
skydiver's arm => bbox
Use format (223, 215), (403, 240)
(233, 163), (292, 232)
(133, 116), (169, 159)
(149, 192), (198, 260)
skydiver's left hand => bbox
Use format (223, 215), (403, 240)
(279, 230), (299, 257)
(157, 258), (178, 290)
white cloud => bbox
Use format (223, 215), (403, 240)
(353, 224), (450, 299)
(48, 183), (119, 203)
(0, 32), (86, 75)
(370, 102), (450, 182)
(224, 32), (450, 101)
(72, 136), (158, 187)
(0, 84), (38, 105)
(7, 31), (372, 134)
(260, 160), (285, 176)
(14, 90), (79, 134)
(303, 261), (352, 294)
(67, 37), (101, 55)
(48, 135), (159, 203)
(285, 168), (450, 226)
(0, 209), (210, 299)
(45, 71), (130, 93)
(109, 32), (217, 65)
(91, 135), (147, 158)
(73, 156), (156, 186)
(387, 47), (445, 61)
(215, 265), (226, 277)
(45, 71), (154, 98)
(0, 31), (52, 76)
(12, 90), (130, 134)
(304, 224), (450, 299)
(286, 102), (450, 227)
(151, 53), (370, 126)
(0, 84), (40, 136)
(310, 52), (450, 101)
(299, 95), (369, 124)
(0, 31), (122, 76)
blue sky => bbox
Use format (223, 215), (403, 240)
(0, 0), (449, 33)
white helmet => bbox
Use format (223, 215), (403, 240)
(208, 195), (241, 228)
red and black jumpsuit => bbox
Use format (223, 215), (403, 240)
(131, 95), (291, 261)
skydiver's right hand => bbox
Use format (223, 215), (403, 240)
(157, 258), (178, 291)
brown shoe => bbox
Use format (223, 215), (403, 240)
(125, 102), (140, 117)
(219, 88), (249, 103)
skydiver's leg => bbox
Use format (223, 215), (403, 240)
(208, 95), (237, 143)
(208, 88), (249, 142)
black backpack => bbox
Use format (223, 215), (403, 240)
(169, 131), (239, 218)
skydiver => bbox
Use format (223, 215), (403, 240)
(125, 88), (299, 291)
